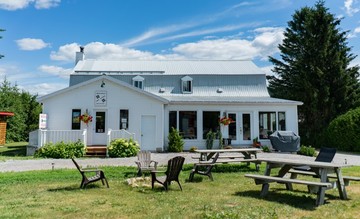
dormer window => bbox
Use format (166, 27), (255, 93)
(132, 76), (144, 89)
(181, 76), (193, 93)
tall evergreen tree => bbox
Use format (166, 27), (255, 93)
(267, 1), (360, 146)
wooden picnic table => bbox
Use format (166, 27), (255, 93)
(246, 157), (350, 206)
(194, 148), (261, 171)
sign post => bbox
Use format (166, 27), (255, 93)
(39, 114), (47, 129)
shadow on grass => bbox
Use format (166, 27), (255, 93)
(235, 188), (339, 210)
(0, 145), (27, 156)
(48, 183), (105, 192)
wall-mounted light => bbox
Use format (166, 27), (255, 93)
(101, 80), (105, 88)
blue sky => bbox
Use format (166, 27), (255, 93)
(0, 0), (359, 96)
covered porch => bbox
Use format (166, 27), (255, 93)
(27, 129), (135, 156)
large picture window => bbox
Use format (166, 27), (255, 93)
(72, 109), (81, 130)
(259, 112), (276, 139)
(202, 111), (220, 139)
(179, 111), (197, 139)
(259, 111), (286, 139)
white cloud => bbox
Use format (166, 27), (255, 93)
(172, 27), (284, 60)
(21, 83), (67, 96)
(0, 0), (60, 10)
(348, 26), (360, 38)
(50, 27), (284, 62)
(344, 0), (360, 16)
(38, 65), (72, 78)
(50, 42), (184, 62)
(34, 0), (60, 9)
(50, 43), (80, 61)
(0, 0), (31, 10)
(16, 38), (50, 50)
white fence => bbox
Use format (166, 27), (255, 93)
(28, 129), (87, 148)
(28, 129), (135, 157)
(107, 129), (135, 146)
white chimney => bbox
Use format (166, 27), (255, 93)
(75, 46), (84, 65)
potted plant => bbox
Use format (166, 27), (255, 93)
(253, 137), (261, 148)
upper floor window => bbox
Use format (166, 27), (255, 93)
(132, 75), (144, 89)
(181, 76), (193, 93)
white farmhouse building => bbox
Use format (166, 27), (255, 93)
(32, 48), (302, 152)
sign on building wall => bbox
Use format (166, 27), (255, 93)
(39, 114), (47, 129)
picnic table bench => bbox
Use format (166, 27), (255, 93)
(245, 174), (333, 196)
(245, 158), (351, 206)
(194, 148), (261, 171)
(288, 169), (360, 186)
(189, 148), (261, 182)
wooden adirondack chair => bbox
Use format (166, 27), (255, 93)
(135, 151), (158, 176)
(151, 156), (185, 191)
(72, 158), (109, 189)
(188, 152), (220, 182)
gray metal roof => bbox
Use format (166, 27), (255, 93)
(73, 60), (265, 75)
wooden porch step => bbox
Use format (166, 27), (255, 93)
(86, 145), (107, 157)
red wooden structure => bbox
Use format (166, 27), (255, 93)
(0, 112), (14, 145)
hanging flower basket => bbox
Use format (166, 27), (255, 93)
(219, 116), (233, 126)
(79, 112), (93, 126)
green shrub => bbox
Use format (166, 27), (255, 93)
(107, 138), (140, 158)
(206, 130), (216, 149)
(189, 146), (198, 152)
(297, 145), (316, 157)
(261, 145), (271, 153)
(325, 107), (360, 152)
(34, 140), (85, 158)
(168, 127), (184, 152)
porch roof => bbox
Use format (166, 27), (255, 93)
(0, 112), (14, 117)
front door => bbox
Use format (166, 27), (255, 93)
(92, 111), (107, 145)
(228, 112), (252, 145)
(141, 115), (156, 151)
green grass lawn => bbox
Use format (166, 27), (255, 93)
(0, 164), (359, 219)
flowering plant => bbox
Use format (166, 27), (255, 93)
(79, 112), (93, 126)
(219, 116), (233, 126)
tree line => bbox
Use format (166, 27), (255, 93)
(0, 79), (42, 142)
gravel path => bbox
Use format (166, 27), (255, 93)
(1, 151), (359, 173)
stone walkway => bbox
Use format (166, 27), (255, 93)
(1, 151), (359, 172)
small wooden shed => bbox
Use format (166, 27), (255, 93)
(0, 112), (14, 145)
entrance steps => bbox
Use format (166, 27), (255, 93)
(86, 145), (107, 157)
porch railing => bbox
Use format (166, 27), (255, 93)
(28, 129), (87, 148)
(106, 129), (136, 157)
(107, 129), (135, 145)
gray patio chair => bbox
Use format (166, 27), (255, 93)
(135, 151), (158, 176)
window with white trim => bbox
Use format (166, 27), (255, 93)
(181, 76), (193, 93)
(132, 76), (144, 89)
